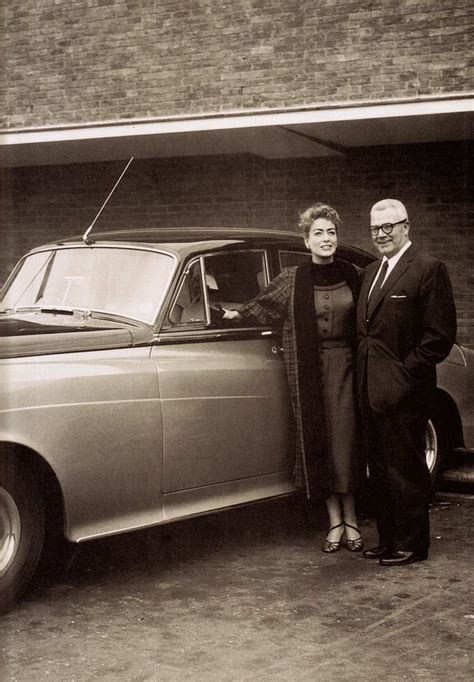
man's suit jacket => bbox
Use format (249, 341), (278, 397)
(357, 244), (457, 413)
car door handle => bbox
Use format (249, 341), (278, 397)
(271, 346), (283, 354)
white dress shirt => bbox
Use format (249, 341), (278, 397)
(368, 240), (412, 300)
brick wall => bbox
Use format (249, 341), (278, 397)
(1, 141), (472, 343)
(2, 0), (472, 128)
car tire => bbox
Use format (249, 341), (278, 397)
(425, 416), (447, 490)
(0, 458), (45, 613)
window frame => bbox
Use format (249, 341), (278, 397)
(161, 248), (272, 333)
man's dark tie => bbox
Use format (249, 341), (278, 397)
(367, 260), (389, 317)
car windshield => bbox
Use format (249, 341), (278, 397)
(0, 246), (176, 325)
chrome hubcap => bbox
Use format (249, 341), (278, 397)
(425, 419), (438, 474)
(0, 486), (21, 576)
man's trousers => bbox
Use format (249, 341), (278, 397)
(361, 398), (432, 553)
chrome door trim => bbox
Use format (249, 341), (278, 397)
(154, 327), (279, 346)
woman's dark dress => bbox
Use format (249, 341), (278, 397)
(312, 262), (359, 493)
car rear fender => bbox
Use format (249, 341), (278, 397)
(431, 388), (465, 451)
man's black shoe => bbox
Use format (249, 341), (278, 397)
(379, 550), (428, 566)
(363, 545), (390, 559)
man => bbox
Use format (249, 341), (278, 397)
(357, 199), (457, 566)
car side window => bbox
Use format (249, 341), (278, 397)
(166, 250), (268, 329)
(166, 250), (269, 328)
(279, 250), (311, 271)
(167, 260), (206, 326)
(203, 251), (267, 311)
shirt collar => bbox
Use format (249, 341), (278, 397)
(383, 240), (412, 270)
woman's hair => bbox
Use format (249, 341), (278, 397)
(298, 203), (341, 236)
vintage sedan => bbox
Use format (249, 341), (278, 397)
(0, 229), (471, 611)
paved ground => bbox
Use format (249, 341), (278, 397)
(1, 494), (473, 681)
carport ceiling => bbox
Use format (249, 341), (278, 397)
(0, 98), (472, 167)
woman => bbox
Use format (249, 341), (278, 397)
(223, 203), (363, 553)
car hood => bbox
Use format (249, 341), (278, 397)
(0, 312), (154, 358)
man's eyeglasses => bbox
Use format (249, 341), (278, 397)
(370, 219), (407, 236)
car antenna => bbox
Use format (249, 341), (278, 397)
(82, 156), (134, 245)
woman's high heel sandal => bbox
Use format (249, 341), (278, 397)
(322, 522), (345, 553)
(344, 523), (363, 552)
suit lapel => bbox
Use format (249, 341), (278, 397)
(367, 245), (417, 319)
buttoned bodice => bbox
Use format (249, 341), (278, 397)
(313, 282), (354, 344)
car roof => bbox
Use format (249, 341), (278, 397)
(60, 227), (303, 247)
(30, 227), (374, 265)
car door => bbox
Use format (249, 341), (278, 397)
(150, 249), (293, 500)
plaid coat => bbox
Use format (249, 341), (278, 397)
(240, 259), (360, 500)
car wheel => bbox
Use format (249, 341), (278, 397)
(425, 417), (446, 488)
(0, 459), (45, 613)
